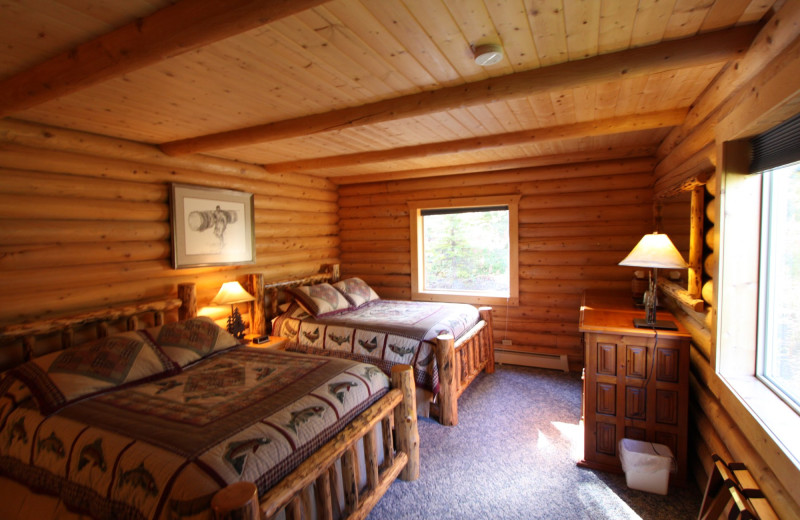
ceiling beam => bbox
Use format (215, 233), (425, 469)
(332, 145), (658, 185)
(159, 25), (759, 156)
(264, 109), (686, 173)
(0, 0), (330, 118)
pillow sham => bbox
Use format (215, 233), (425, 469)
(147, 316), (241, 367)
(290, 283), (353, 317)
(8, 330), (179, 415)
(333, 277), (380, 308)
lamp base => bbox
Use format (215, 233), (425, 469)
(633, 318), (678, 330)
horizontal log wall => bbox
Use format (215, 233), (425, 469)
(0, 119), (339, 367)
(339, 158), (656, 370)
(654, 3), (800, 516)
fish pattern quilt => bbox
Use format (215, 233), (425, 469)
(272, 299), (480, 392)
(0, 348), (388, 520)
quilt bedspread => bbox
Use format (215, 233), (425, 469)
(272, 299), (480, 392)
(0, 348), (389, 520)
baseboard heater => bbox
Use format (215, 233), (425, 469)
(495, 349), (569, 373)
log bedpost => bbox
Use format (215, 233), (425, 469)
(248, 273), (266, 336)
(178, 283), (197, 320)
(479, 307), (495, 374)
(391, 364), (420, 481)
(210, 481), (259, 520)
(434, 333), (457, 426)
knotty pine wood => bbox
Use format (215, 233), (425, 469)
(652, 6), (800, 517)
(338, 157), (653, 370)
(0, 121), (339, 326)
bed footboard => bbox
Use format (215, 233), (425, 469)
(431, 306), (495, 426)
(211, 364), (419, 520)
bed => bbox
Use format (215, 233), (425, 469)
(248, 268), (495, 426)
(0, 282), (419, 520)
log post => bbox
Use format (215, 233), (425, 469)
(127, 315), (139, 331)
(314, 469), (333, 520)
(61, 327), (74, 350)
(434, 333), (457, 426)
(391, 364), (420, 481)
(479, 307), (495, 374)
(210, 481), (259, 520)
(341, 446), (358, 515)
(178, 283), (196, 320)
(688, 186), (705, 298)
(248, 273), (266, 336)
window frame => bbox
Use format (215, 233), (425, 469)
(408, 195), (520, 306)
(716, 140), (800, 478)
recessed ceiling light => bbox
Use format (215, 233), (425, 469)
(473, 43), (504, 66)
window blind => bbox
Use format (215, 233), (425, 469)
(750, 111), (800, 173)
(420, 205), (508, 216)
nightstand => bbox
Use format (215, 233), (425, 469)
(578, 290), (690, 486)
(244, 335), (288, 350)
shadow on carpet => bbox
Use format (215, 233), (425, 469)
(368, 364), (702, 520)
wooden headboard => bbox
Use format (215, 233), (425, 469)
(0, 283), (198, 371)
(247, 264), (339, 336)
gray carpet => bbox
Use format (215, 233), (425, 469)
(368, 364), (702, 519)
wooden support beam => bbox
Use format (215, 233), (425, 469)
(333, 146), (656, 185)
(0, 0), (330, 117)
(264, 110), (686, 173)
(159, 26), (758, 156)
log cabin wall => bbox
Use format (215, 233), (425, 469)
(653, 3), (800, 517)
(0, 119), (339, 367)
(338, 158), (657, 372)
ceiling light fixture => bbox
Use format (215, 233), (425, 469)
(473, 43), (504, 66)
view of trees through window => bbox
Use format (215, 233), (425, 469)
(422, 208), (509, 293)
(760, 162), (800, 412)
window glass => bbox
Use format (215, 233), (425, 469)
(422, 208), (509, 294)
(759, 162), (800, 413)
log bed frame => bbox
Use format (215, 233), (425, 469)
(0, 282), (420, 520)
(247, 266), (496, 426)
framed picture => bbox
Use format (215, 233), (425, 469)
(170, 183), (255, 269)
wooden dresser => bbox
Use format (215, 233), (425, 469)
(578, 290), (691, 486)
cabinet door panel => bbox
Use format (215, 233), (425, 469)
(625, 386), (647, 420)
(597, 342), (616, 375)
(656, 389), (678, 424)
(626, 345), (648, 379)
(596, 382), (616, 415)
(596, 422), (617, 455)
(656, 347), (680, 382)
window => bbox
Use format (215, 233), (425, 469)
(408, 195), (519, 305)
(758, 162), (800, 414)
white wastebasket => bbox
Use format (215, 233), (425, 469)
(618, 438), (674, 495)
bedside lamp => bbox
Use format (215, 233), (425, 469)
(619, 232), (687, 330)
(211, 281), (255, 339)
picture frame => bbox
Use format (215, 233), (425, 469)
(170, 183), (255, 269)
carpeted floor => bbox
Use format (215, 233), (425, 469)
(368, 364), (702, 520)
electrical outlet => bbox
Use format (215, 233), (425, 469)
(501, 339), (512, 346)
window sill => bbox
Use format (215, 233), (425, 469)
(412, 290), (518, 307)
(720, 372), (800, 472)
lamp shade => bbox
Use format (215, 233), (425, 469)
(211, 281), (255, 305)
(619, 232), (688, 269)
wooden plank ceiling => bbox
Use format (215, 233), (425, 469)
(0, 0), (778, 184)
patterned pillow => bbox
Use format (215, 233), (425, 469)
(333, 278), (380, 308)
(290, 283), (353, 317)
(8, 330), (179, 415)
(147, 316), (241, 367)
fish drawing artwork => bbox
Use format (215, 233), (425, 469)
(303, 327), (320, 342)
(154, 380), (182, 395)
(389, 343), (414, 357)
(118, 462), (159, 497)
(224, 437), (271, 475)
(416, 351), (434, 367)
(253, 366), (274, 381)
(78, 438), (107, 472)
(361, 366), (382, 381)
(286, 406), (326, 434)
(7, 417), (27, 447)
(328, 381), (359, 403)
(284, 322), (299, 339)
(358, 336), (379, 352)
(327, 332), (351, 346)
(37, 431), (65, 458)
